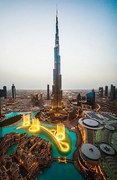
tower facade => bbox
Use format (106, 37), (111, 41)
(105, 86), (108, 97)
(0, 86), (7, 99)
(47, 84), (50, 100)
(51, 11), (62, 110)
(110, 84), (115, 101)
(99, 87), (103, 97)
(3, 86), (7, 99)
(12, 84), (16, 99)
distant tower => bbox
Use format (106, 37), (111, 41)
(51, 9), (62, 110)
(99, 87), (103, 97)
(110, 84), (115, 101)
(77, 93), (81, 106)
(3, 86), (7, 99)
(105, 86), (108, 97)
(47, 84), (50, 100)
(87, 89), (95, 109)
(92, 89), (95, 109)
(0, 86), (7, 99)
(12, 84), (16, 99)
(115, 88), (117, 99)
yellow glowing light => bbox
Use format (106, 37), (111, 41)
(58, 157), (67, 164)
(56, 132), (65, 141)
(55, 113), (60, 117)
(19, 159), (24, 164)
(97, 165), (107, 180)
(29, 118), (40, 133)
(50, 129), (56, 135)
(56, 123), (65, 140)
(40, 125), (70, 153)
(17, 119), (70, 153)
(22, 114), (31, 127)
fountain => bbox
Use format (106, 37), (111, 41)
(22, 114), (31, 128)
(17, 116), (70, 153)
(56, 123), (65, 141)
(29, 118), (40, 133)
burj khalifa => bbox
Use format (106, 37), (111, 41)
(51, 10), (62, 110)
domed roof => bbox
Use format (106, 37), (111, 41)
(105, 125), (115, 131)
(81, 143), (101, 160)
(100, 143), (115, 155)
(83, 119), (99, 127)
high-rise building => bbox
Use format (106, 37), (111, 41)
(12, 84), (16, 99)
(105, 86), (108, 97)
(87, 89), (95, 109)
(99, 87), (103, 97)
(77, 93), (81, 106)
(51, 10), (62, 110)
(115, 88), (117, 99)
(0, 86), (7, 99)
(3, 86), (7, 99)
(110, 84), (115, 101)
(47, 84), (50, 100)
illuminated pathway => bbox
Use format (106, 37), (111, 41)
(17, 115), (70, 153)
(40, 125), (70, 153)
(96, 104), (101, 112)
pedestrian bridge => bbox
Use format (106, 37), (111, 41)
(53, 157), (74, 164)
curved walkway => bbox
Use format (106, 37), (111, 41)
(96, 104), (101, 112)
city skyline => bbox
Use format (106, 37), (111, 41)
(0, 0), (117, 89)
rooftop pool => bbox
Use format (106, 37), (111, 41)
(0, 112), (83, 180)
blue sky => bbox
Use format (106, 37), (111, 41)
(0, 0), (117, 89)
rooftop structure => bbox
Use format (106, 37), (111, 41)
(78, 118), (103, 130)
(83, 119), (99, 127)
(81, 143), (101, 160)
(84, 111), (117, 121)
(105, 125), (115, 131)
(0, 134), (52, 179)
(100, 143), (115, 155)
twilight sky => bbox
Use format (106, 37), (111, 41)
(0, 0), (117, 90)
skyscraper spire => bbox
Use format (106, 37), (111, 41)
(55, 7), (59, 47)
(51, 9), (62, 110)
(56, 5), (58, 18)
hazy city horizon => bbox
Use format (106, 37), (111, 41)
(0, 0), (117, 89)
(6, 88), (97, 91)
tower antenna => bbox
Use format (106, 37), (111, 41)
(56, 4), (58, 17)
